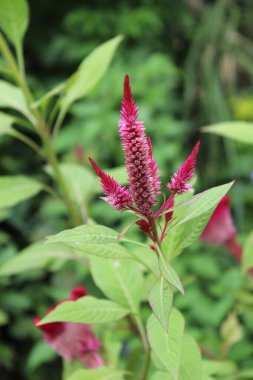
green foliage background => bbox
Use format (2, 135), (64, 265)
(0, 0), (253, 379)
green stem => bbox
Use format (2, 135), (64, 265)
(134, 315), (149, 351)
(16, 43), (25, 79)
(43, 131), (81, 226)
(141, 347), (151, 380)
(52, 109), (66, 141)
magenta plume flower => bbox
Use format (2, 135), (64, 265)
(34, 287), (104, 369)
(89, 157), (132, 210)
(118, 75), (160, 216)
(167, 141), (200, 194)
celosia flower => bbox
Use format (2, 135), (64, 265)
(89, 75), (199, 244)
(201, 196), (242, 260)
(119, 75), (160, 216)
(34, 287), (104, 369)
(167, 141), (200, 194)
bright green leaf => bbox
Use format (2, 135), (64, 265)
(66, 367), (125, 380)
(180, 334), (203, 380)
(148, 276), (173, 332)
(0, 80), (35, 124)
(0, 175), (42, 209)
(0, 0), (29, 48)
(151, 372), (173, 380)
(202, 121), (253, 145)
(168, 182), (234, 232)
(61, 35), (123, 113)
(91, 257), (143, 311)
(46, 225), (132, 260)
(147, 308), (185, 378)
(242, 231), (253, 274)
(38, 296), (129, 325)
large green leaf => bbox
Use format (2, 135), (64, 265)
(38, 296), (129, 325)
(0, 242), (72, 276)
(46, 225), (131, 260)
(0, 175), (42, 209)
(203, 360), (237, 377)
(91, 257), (143, 311)
(202, 121), (253, 145)
(151, 372), (173, 380)
(168, 182), (233, 232)
(147, 308), (185, 378)
(179, 334), (203, 380)
(60, 36), (122, 113)
(148, 277), (173, 332)
(67, 367), (125, 380)
(0, 80), (35, 124)
(0, 0), (29, 48)
(241, 231), (253, 274)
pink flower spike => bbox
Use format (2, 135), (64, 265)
(167, 141), (200, 194)
(119, 75), (160, 216)
(34, 287), (104, 369)
(89, 157), (132, 210)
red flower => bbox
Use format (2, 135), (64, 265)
(89, 157), (132, 210)
(201, 196), (242, 261)
(34, 287), (104, 369)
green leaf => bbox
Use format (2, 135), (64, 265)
(168, 182), (234, 232)
(148, 277), (173, 332)
(147, 308), (185, 378)
(66, 367), (125, 380)
(0, 175), (42, 209)
(241, 231), (253, 274)
(158, 252), (184, 295)
(151, 372), (173, 380)
(91, 257), (143, 311)
(203, 360), (237, 377)
(46, 225), (131, 260)
(61, 36), (123, 113)
(46, 163), (97, 205)
(179, 334), (203, 380)
(202, 121), (253, 145)
(0, 242), (72, 276)
(162, 210), (213, 260)
(0, 80), (35, 124)
(38, 296), (129, 325)
(0, 0), (29, 48)
(0, 111), (14, 135)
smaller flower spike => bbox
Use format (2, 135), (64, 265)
(89, 157), (132, 210)
(167, 141), (200, 194)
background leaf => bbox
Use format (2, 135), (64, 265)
(0, 80), (35, 124)
(0, 0), (29, 48)
(241, 231), (253, 274)
(60, 35), (123, 113)
(0, 176), (42, 209)
(202, 121), (253, 145)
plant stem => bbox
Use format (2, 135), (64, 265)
(141, 347), (151, 380)
(0, 34), (82, 226)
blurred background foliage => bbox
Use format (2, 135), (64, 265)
(1, 0), (253, 379)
